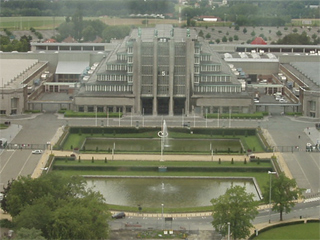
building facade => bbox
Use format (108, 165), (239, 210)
(75, 25), (252, 116)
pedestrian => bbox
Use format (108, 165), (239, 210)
(298, 135), (300, 139)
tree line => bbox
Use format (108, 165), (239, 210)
(0, 0), (176, 17)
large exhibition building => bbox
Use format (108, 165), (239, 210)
(0, 24), (319, 118)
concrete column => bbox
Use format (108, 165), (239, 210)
(133, 38), (142, 114)
(168, 39), (175, 116)
(153, 38), (158, 115)
(123, 105), (126, 114)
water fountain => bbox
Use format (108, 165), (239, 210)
(158, 120), (169, 161)
(86, 177), (260, 208)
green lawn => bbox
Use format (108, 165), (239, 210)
(61, 131), (265, 153)
(253, 222), (320, 240)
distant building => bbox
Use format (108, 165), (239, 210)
(251, 37), (267, 45)
(199, 16), (220, 22)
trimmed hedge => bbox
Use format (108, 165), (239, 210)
(53, 165), (273, 172)
(64, 110), (122, 118)
(205, 113), (264, 119)
(68, 126), (160, 135)
(68, 127), (257, 136)
(285, 112), (303, 116)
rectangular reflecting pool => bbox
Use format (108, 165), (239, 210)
(86, 177), (260, 208)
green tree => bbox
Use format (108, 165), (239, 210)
(205, 33), (211, 39)
(222, 36), (228, 42)
(72, 8), (84, 41)
(242, 27), (247, 34)
(211, 186), (258, 240)
(102, 25), (131, 43)
(82, 25), (96, 42)
(276, 30), (282, 37)
(12, 227), (46, 240)
(5, 173), (110, 239)
(198, 30), (204, 38)
(263, 173), (303, 221)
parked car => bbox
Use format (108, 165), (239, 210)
(32, 150), (43, 154)
(112, 212), (126, 219)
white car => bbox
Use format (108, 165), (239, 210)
(32, 150), (43, 154)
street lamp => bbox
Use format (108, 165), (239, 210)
(161, 203), (164, 230)
(268, 171), (277, 223)
(227, 222), (230, 240)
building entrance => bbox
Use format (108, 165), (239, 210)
(141, 98), (153, 115)
(173, 98), (186, 115)
(157, 98), (169, 115)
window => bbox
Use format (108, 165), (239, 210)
(88, 106), (94, 112)
(78, 106), (84, 112)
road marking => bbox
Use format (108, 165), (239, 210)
(17, 152), (33, 176)
(0, 150), (15, 174)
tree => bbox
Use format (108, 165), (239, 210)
(72, 8), (84, 41)
(242, 27), (247, 34)
(5, 173), (110, 239)
(222, 36), (228, 42)
(12, 228), (46, 240)
(211, 186), (259, 240)
(263, 173), (303, 221)
(276, 30), (282, 37)
(198, 30), (204, 38)
(0, 179), (13, 213)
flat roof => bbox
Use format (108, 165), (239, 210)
(55, 61), (89, 75)
(0, 59), (38, 89)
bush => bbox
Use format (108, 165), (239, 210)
(0, 219), (14, 228)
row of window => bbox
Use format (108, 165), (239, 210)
(85, 85), (133, 92)
(78, 106), (131, 113)
(201, 54), (211, 62)
(117, 53), (127, 62)
(195, 85), (241, 93)
(106, 64), (127, 71)
(140, 86), (186, 95)
(98, 75), (127, 81)
(200, 64), (221, 72)
(200, 75), (231, 83)
(204, 106), (244, 114)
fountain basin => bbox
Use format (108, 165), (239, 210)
(85, 176), (262, 208)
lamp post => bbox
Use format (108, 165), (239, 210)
(161, 203), (164, 230)
(227, 222), (230, 240)
(268, 171), (277, 223)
